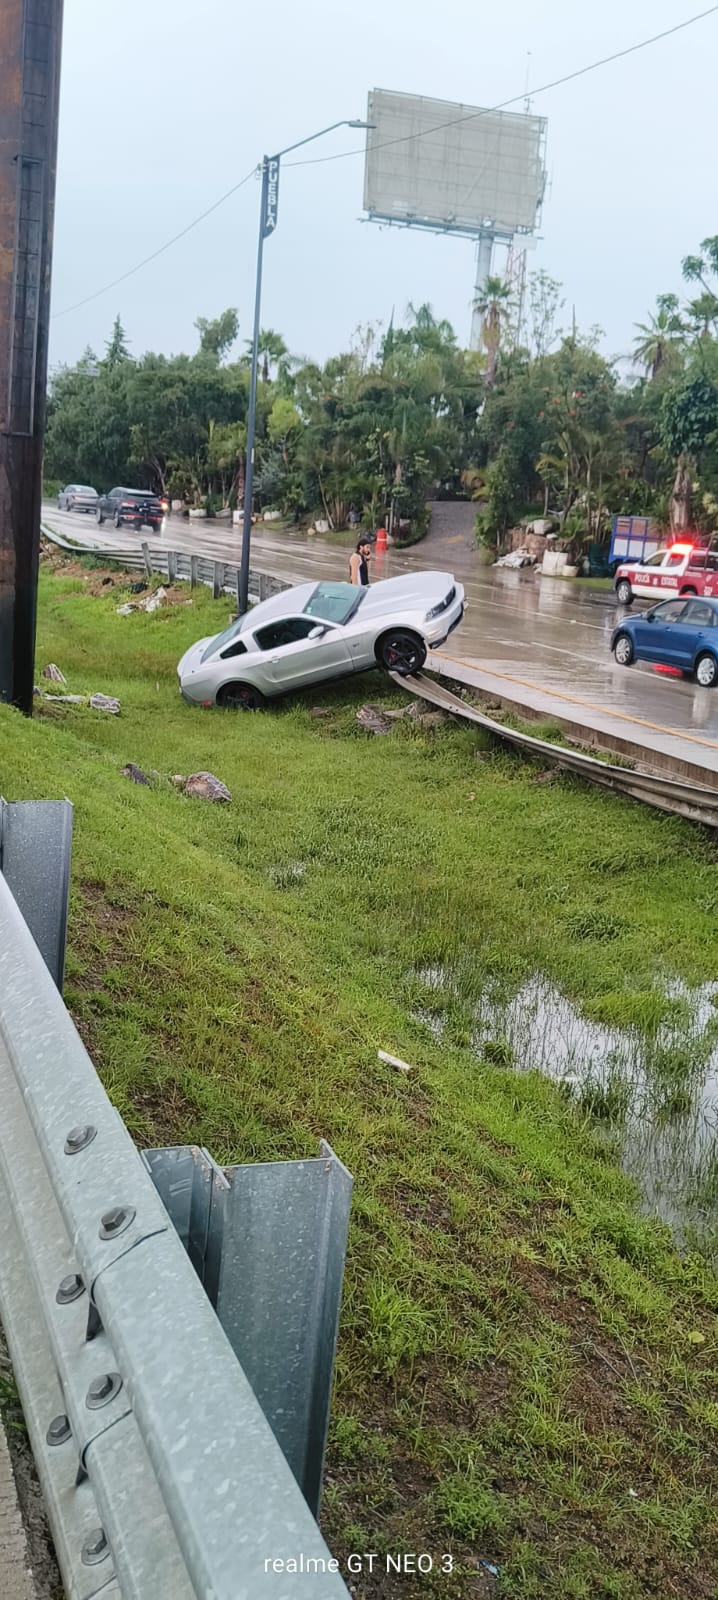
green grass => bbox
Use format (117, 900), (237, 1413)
(3, 562), (718, 1599)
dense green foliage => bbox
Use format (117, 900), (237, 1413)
(46, 240), (718, 544)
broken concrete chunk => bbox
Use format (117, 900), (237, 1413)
(44, 693), (86, 705)
(42, 663), (66, 683)
(357, 704), (393, 735)
(182, 772), (231, 803)
(89, 693), (121, 715)
(116, 602), (137, 615)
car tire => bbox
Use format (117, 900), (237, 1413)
(113, 511), (123, 529)
(376, 629), (427, 676)
(616, 579), (633, 605)
(216, 682), (265, 711)
(680, 587), (697, 598)
(149, 521), (160, 533)
(613, 632), (634, 667)
(695, 652), (718, 688)
(96, 509), (104, 524)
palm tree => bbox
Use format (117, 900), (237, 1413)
(243, 329), (290, 383)
(632, 295), (684, 378)
(473, 276), (512, 385)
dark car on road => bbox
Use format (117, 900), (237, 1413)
(612, 596), (718, 687)
(96, 488), (164, 532)
(58, 484), (98, 513)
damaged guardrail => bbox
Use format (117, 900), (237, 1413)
(397, 670), (718, 830)
(0, 802), (352, 1598)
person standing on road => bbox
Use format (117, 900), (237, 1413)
(349, 537), (372, 586)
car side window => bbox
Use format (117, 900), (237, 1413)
(254, 618), (318, 651)
(219, 639), (247, 660)
(684, 601), (717, 627)
(688, 550), (707, 570)
(652, 600), (689, 622)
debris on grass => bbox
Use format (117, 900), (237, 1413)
(378, 1049), (414, 1074)
(89, 693), (121, 715)
(41, 663), (66, 682)
(44, 693), (86, 705)
(357, 704), (393, 735)
(120, 763), (151, 786)
(181, 772), (231, 803)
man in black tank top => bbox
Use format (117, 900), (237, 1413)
(349, 537), (372, 586)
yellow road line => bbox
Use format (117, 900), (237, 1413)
(435, 651), (718, 755)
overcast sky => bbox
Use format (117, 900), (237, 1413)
(49, 0), (718, 370)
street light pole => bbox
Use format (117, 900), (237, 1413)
(237, 118), (373, 615)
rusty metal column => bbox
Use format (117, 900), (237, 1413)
(0, 0), (64, 713)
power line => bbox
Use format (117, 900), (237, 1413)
(51, 5), (718, 320)
(284, 5), (718, 169)
(51, 166), (258, 319)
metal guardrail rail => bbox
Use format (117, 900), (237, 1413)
(0, 804), (352, 1599)
(40, 523), (293, 606)
(397, 670), (718, 829)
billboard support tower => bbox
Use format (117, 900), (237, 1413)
(470, 234), (495, 352)
(362, 89), (547, 349)
(0, 0), (64, 714)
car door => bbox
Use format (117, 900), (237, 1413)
(254, 616), (352, 690)
(681, 600), (718, 668)
(634, 599), (692, 664)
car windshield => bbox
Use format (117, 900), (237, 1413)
(642, 551), (668, 567)
(303, 583), (365, 625)
(200, 616), (251, 663)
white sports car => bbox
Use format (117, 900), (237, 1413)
(177, 572), (465, 709)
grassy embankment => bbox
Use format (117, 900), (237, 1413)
(1, 560), (717, 1599)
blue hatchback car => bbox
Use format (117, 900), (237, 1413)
(612, 596), (718, 687)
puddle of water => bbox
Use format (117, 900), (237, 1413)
(412, 966), (718, 1253)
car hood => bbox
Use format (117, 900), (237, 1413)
(359, 571), (457, 619)
(178, 638), (211, 675)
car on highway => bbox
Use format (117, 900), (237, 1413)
(57, 484), (98, 513)
(614, 539), (718, 605)
(612, 596), (718, 686)
(96, 487), (164, 532)
(177, 572), (465, 709)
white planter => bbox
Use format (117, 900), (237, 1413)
(189, 508), (207, 520)
(215, 507), (232, 520)
(314, 519), (330, 534)
(263, 509), (282, 522)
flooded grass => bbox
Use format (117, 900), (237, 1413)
(413, 962), (718, 1252)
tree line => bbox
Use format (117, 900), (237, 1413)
(45, 237), (718, 546)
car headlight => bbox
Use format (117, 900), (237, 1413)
(425, 586), (456, 622)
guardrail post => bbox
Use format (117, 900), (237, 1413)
(0, 800), (73, 990)
(212, 562), (222, 600)
(189, 554), (199, 589)
(167, 551), (178, 584)
(141, 542), (153, 578)
(143, 1141), (353, 1515)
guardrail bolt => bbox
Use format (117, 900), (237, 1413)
(56, 1273), (85, 1306)
(81, 1527), (109, 1567)
(46, 1414), (71, 1447)
(64, 1124), (97, 1155)
(86, 1372), (122, 1409)
(99, 1205), (135, 1240)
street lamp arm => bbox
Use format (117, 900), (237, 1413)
(274, 118), (372, 161)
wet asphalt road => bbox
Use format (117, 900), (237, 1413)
(41, 505), (718, 757)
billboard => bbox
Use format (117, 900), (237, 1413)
(363, 90), (547, 238)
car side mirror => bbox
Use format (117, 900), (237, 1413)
(308, 625), (327, 639)
(646, 613), (655, 623)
